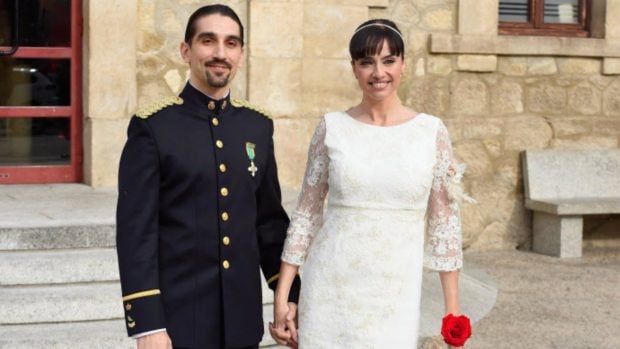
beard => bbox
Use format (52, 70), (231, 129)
(205, 59), (232, 88)
(205, 70), (230, 88)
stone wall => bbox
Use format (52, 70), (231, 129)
(92, 0), (620, 251)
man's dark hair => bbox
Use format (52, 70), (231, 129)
(184, 4), (244, 46)
(349, 19), (404, 60)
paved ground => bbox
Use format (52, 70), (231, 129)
(420, 247), (620, 349)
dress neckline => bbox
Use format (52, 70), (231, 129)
(342, 111), (425, 129)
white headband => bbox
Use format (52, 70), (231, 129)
(353, 23), (403, 40)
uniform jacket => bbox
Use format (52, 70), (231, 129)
(116, 83), (300, 348)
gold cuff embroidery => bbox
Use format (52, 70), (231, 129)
(122, 289), (161, 301)
(266, 273), (280, 284)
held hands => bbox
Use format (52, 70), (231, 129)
(269, 302), (299, 348)
(136, 331), (172, 349)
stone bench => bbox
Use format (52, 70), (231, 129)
(522, 149), (620, 258)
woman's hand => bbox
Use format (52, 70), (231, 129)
(269, 302), (298, 348)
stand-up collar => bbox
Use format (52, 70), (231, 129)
(180, 82), (232, 115)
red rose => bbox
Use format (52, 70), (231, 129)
(441, 314), (472, 347)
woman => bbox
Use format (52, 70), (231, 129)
(272, 19), (469, 348)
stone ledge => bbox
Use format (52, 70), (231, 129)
(525, 198), (620, 215)
(430, 33), (620, 58)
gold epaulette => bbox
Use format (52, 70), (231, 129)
(231, 98), (272, 119)
(135, 96), (184, 119)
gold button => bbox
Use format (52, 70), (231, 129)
(220, 187), (229, 197)
(219, 163), (227, 173)
(212, 118), (219, 126)
(221, 212), (229, 221)
(216, 140), (223, 148)
(208, 101), (215, 110)
(125, 303), (132, 311)
(222, 260), (230, 269)
(222, 236), (230, 246)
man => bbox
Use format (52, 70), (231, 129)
(116, 4), (301, 349)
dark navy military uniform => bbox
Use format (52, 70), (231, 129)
(116, 83), (300, 349)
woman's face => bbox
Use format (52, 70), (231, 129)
(352, 40), (405, 102)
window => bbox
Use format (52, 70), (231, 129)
(499, 0), (590, 37)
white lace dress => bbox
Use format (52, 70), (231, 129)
(282, 111), (464, 348)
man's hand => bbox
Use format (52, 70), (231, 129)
(285, 302), (298, 347)
(270, 302), (299, 348)
(137, 331), (172, 349)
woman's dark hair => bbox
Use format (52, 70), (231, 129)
(184, 4), (244, 46)
(349, 19), (404, 60)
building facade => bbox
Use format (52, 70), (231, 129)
(2, 0), (619, 251)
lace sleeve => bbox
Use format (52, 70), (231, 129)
(424, 121), (470, 271)
(282, 117), (329, 266)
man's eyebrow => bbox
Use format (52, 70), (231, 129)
(195, 32), (242, 42)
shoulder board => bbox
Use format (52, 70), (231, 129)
(135, 96), (184, 119)
(231, 99), (272, 119)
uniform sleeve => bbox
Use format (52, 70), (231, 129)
(116, 117), (166, 336)
(255, 119), (301, 303)
(424, 120), (467, 271)
(281, 117), (329, 266)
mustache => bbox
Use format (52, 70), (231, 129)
(206, 59), (232, 69)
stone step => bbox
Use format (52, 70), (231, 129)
(0, 318), (286, 349)
(0, 248), (119, 286)
(0, 225), (115, 251)
(0, 282), (123, 325)
(0, 280), (274, 325)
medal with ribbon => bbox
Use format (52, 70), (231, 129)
(246, 142), (258, 177)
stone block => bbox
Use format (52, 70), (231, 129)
(421, 6), (454, 31)
(453, 140), (492, 178)
(527, 57), (557, 75)
(391, 1), (421, 26)
(249, 1), (303, 58)
(549, 118), (590, 137)
(568, 82), (601, 115)
(427, 55), (452, 75)
(406, 77), (449, 117)
(458, 0), (497, 35)
(456, 55), (497, 72)
(497, 57), (527, 76)
(557, 58), (601, 74)
(273, 118), (321, 189)
(523, 148), (620, 202)
(603, 58), (620, 75)
(303, 4), (368, 59)
(301, 59), (359, 117)
(603, 79), (620, 116)
(526, 83), (566, 115)
(606, 0), (620, 39)
(450, 77), (488, 116)
(84, 118), (129, 187)
(462, 119), (502, 139)
(533, 212), (583, 258)
(491, 80), (523, 115)
(311, 0), (388, 6)
(551, 137), (618, 150)
(86, 0), (137, 120)
(248, 57), (302, 117)
(503, 116), (552, 151)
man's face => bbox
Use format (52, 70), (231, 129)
(181, 14), (244, 97)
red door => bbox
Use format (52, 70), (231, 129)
(0, 0), (82, 183)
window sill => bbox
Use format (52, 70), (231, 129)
(430, 33), (620, 58)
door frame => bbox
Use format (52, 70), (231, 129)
(0, 0), (82, 183)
